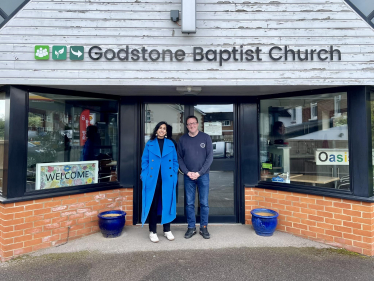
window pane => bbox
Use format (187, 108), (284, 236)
(194, 104), (235, 216)
(27, 93), (118, 191)
(0, 92), (5, 195)
(0, 0), (25, 16)
(349, 0), (374, 16)
(260, 93), (349, 190)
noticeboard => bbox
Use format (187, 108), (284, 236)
(204, 122), (222, 136)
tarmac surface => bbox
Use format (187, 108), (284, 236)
(1, 225), (374, 281)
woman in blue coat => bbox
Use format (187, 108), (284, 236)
(141, 121), (179, 243)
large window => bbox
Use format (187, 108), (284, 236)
(27, 93), (118, 191)
(260, 93), (350, 190)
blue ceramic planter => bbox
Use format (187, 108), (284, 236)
(251, 208), (279, 237)
(98, 210), (126, 238)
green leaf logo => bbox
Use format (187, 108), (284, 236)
(52, 46), (67, 60)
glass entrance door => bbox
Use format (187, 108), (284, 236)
(143, 104), (186, 219)
(141, 103), (236, 224)
(194, 104), (236, 222)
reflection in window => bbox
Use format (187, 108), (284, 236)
(0, 92), (5, 195)
(310, 103), (318, 120)
(0, 0), (29, 28)
(27, 93), (118, 191)
(260, 93), (350, 190)
(222, 120), (230, 126)
(144, 104), (185, 144)
(194, 104), (235, 216)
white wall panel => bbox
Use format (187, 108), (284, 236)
(0, 0), (373, 86)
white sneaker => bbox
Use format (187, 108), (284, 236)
(164, 231), (175, 241)
(149, 232), (159, 243)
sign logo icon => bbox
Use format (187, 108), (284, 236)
(70, 46), (84, 60)
(35, 45), (49, 60)
(52, 46), (67, 60)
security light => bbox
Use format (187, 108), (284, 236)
(170, 10), (179, 22)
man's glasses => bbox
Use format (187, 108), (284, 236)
(187, 122), (198, 126)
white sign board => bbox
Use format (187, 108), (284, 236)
(35, 161), (99, 190)
(204, 122), (222, 136)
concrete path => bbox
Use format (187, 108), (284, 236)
(32, 224), (330, 256)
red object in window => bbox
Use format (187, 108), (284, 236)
(80, 109), (90, 146)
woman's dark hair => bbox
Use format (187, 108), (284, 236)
(150, 121), (168, 140)
(185, 115), (198, 125)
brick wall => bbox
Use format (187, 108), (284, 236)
(245, 187), (374, 256)
(0, 188), (133, 261)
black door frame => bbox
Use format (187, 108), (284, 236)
(138, 97), (241, 224)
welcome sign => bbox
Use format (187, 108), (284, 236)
(35, 161), (98, 190)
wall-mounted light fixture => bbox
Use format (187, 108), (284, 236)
(177, 86), (201, 95)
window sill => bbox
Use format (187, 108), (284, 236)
(251, 181), (374, 203)
(0, 182), (132, 204)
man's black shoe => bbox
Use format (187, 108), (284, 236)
(184, 227), (196, 239)
(199, 226), (210, 239)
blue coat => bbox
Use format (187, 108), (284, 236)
(140, 138), (179, 226)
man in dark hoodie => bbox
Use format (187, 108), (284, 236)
(177, 116), (213, 239)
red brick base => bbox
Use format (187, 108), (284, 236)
(0, 188), (133, 261)
(245, 187), (374, 256)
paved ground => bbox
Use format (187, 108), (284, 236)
(32, 225), (329, 254)
(1, 225), (374, 281)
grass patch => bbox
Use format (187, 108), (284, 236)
(325, 248), (368, 258)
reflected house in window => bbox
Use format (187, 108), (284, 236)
(144, 104), (185, 143)
(143, 104), (206, 143)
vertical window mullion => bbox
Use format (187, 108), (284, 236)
(348, 86), (373, 197)
(3, 86), (28, 198)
